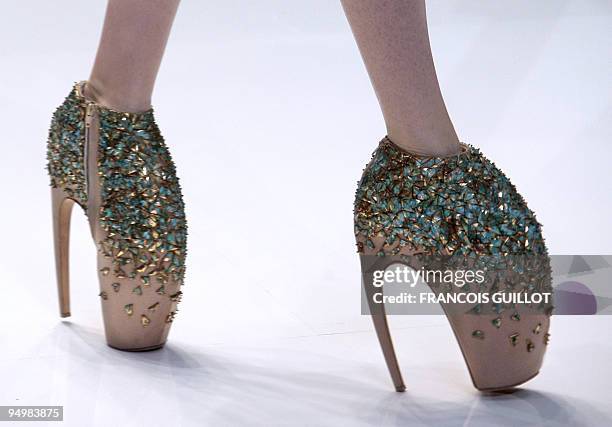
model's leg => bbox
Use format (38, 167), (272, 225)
(341, 0), (460, 156)
(85, 0), (181, 112)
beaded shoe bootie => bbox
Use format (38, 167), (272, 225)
(355, 137), (552, 391)
(47, 82), (187, 351)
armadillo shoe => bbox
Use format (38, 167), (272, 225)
(355, 137), (552, 391)
(47, 82), (187, 351)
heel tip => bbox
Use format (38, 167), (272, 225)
(107, 343), (165, 352)
(61, 312), (71, 318)
(395, 385), (406, 392)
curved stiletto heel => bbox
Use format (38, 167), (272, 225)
(47, 82), (187, 351)
(52, 187), (76, 318)
(361, 254), (406, 392)
(355, 137), (552, 391)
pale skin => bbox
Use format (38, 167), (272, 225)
(341, 0), (461, 156)
(86, 0), (459, 156)
(84, 0), (181, 113)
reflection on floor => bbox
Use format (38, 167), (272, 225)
(1, 316), (611, 426)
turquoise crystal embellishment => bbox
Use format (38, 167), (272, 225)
(354, 137), (547, 257)
(97, 106), (188, 287)
(46, 87), (88, 207)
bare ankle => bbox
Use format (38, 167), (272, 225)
(387, 129), (462, 157)
(84, 79), (152, 113)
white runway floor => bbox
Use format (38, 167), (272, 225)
(0, 1), (610, 425)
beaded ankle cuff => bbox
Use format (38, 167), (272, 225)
(354, 137), (547, 258)
(47, 87), (88, 208)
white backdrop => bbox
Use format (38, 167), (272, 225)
(0, 1), (610, 426)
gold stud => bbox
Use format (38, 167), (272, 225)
(165, 311), (176, 323)
(509, 333), (519, 346)
(124, 304), (134, 316)
(115, 267), (126, 279)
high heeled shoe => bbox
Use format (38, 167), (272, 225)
(354, 137), (552, 391)
(47, 82), (187, 351)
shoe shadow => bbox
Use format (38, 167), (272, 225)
(53, 323), (610, 426)
(368, 388), (611, 427)
(56, 321), (206, 369)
